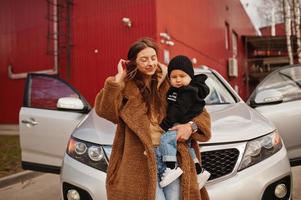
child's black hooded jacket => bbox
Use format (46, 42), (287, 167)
(160, 74), (209, 131)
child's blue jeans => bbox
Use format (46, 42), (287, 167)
(159, 130), (197, 163)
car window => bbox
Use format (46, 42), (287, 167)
(254, 66), (301, 102)
(204, 73), (236, 105)
(24, 74), (87, 110)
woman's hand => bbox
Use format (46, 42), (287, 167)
(157, 62), (167, 68)
(115, 59), (127, 83)
(169, 123), (193, 142)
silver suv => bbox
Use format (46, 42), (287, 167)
(19, 67), (294, 200)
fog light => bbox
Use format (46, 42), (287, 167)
(67, 189), (80, 200)
(274, 183), (287, 198)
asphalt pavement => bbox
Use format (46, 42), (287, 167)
(0, 173), (60, 200)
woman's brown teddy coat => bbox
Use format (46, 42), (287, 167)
(94, 66), (211, 200)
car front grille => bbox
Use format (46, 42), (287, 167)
(201, 148), (240, 181)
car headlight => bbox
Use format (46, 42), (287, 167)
(67, 136), (110, 172)
(238, 130), (282, 171)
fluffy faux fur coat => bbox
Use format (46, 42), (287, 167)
(94, 65), (211, 200)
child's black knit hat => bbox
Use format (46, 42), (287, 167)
(168, 55), (194, 79)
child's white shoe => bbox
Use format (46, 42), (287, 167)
(198, 169), (211, 189)
(160, 167), (183, 188)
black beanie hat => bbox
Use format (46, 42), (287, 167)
(168, 55), (194, 79)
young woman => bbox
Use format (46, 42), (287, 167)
(95, 37), (211, 200)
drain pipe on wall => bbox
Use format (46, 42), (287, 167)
(8, 0), (59, 79)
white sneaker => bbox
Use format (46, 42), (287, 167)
(160, 167), (183, 188)
(197, 169), (211, 189)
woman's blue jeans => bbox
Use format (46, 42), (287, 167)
(155, 147), (180, 200)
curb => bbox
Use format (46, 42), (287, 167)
(0, 124), (19, 136)
(0, 171), (43, 188)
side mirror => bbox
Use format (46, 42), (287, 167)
(251, 89), (283, 107)
(57, 97), (85, 110)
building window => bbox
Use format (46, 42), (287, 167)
(225, 22), (230, 50)
(232, 31), (238, 57)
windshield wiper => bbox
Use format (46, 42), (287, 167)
(278, 71), (301, 88)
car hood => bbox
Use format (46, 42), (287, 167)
(206, 102), (275, 143)
(73, 102), (275, 145)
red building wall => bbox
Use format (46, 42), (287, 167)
(0, 0), (53, 123)
(0, 0), (156, 123)
(0, 0), (256, 123)
(67, 0), (156, 105)
(260, 23), (285, 36)
(156, 0), (257, 99)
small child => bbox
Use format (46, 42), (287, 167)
(158, 55), (211, 188)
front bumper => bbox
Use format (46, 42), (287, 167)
(60, 154), (107, 200)
(206, 145), (292, 200)
(60, 145), (292, 200)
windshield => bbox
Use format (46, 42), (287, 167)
(202, 72), (236, 105)
(251, 66), (301, 102)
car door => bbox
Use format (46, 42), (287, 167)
(248, 65), (301, 166)
(19, 74), (91, 173)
